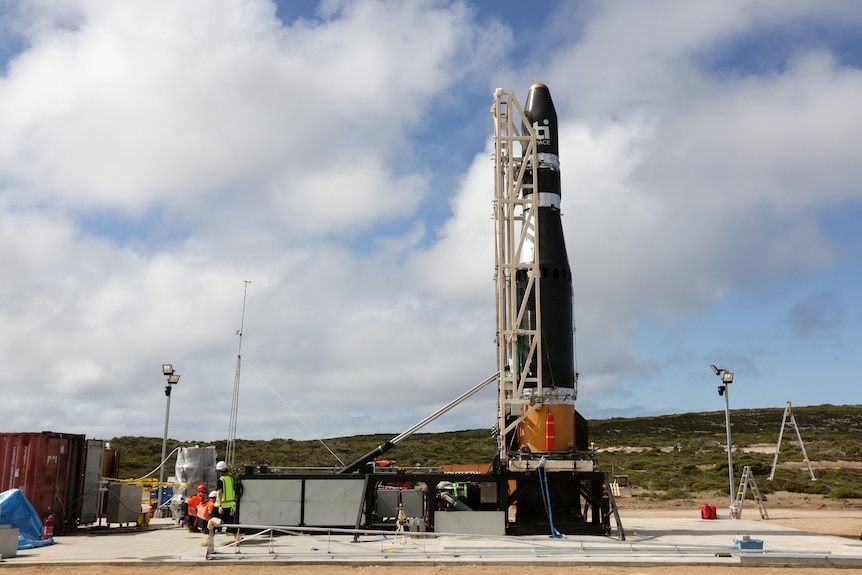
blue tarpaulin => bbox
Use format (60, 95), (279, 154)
(0, 488), (54, 549)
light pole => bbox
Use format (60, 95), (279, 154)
(158, 364), (180, 516)
(710, 364), (735, 506)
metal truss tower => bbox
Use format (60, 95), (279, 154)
(226, 280), (250, 466)
(492, 88), (542, 467)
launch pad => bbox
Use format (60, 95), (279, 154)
(232, 85), (619, 539)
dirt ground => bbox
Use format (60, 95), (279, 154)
(6, 567), (862, 575)
(618, 489), (862, 540)
(5, 492), (862, 575)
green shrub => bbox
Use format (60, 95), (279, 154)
(688, 480), (726, 492)
(829, 486), (861, 499)
(825, 441), (862, 459)
(659, 487), (690, 500)
(733, 459), (770, 476)
(785, 480), (828, 495)
(687, 437), (723, 453)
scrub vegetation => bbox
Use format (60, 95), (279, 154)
(110, 403), (862, 501)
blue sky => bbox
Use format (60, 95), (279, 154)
(1, 0), (861, 445)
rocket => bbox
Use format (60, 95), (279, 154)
(514, 83), (582, 454)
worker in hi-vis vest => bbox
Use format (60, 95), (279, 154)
(186, 484), (206, 532)
(215, 461), (239, 540)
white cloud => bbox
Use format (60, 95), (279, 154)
(0, 0), (497, 226)
(528, 1), (862, 410)
(1, 0), (861, 446)
(409, 148), (496, 301)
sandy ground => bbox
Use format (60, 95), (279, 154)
(618, 490), (862, 540)
(6, 564), (862, 575)
(5, 492), (862, 575)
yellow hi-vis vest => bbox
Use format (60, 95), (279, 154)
(219, 475), (236, 510)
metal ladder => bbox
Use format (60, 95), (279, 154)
(768, 402), (816, 481)
(735, 465), (769, 519)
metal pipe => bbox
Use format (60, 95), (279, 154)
(391, 372), (499, 444)
(338, 372), (498, 474)
(724, 384), (734, 506)
(157, 385), (172, 514)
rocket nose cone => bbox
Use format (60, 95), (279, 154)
(523, 83), (558, 156)
(524, 83), (557, 123)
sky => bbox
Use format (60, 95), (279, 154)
(1, 0), (861, 449)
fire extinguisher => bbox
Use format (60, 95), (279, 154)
(43, 515), (54, 540)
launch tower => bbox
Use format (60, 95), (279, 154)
(491, 85), (610, 534)
(230, 85), (618, 540)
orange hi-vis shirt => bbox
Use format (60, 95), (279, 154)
(197, 498), (214, 521)
(187, 494), (203, 516)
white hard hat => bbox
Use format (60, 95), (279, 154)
(209, 491), (217, 498)
(216, 461), (227, 471)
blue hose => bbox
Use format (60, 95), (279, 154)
(537, 457), (565, 539)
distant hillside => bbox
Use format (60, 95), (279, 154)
(110, 403), (862, 499)
(587, 404), (862, 500)
(589, 403), (862, 447)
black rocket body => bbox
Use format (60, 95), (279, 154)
(516, 83), (575, 391)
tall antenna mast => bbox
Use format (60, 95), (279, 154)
(226, 280), (250, 466)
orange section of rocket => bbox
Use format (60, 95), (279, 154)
(518, 403), (576, 452)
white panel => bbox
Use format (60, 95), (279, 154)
(238, 479), (303, 525)
(304, 478), (365, 526)
(79, 440), (104, 524)
(435, 511), (506, 535)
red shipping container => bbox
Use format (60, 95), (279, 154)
(0, 431), (87, 534)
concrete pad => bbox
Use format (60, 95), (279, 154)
(4, 515), (862, 567)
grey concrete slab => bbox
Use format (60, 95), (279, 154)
(5, 515), (862, 567)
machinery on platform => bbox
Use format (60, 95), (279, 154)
(235, 85), (619, 538)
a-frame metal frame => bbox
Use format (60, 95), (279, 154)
(768, 402), (816, 481)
